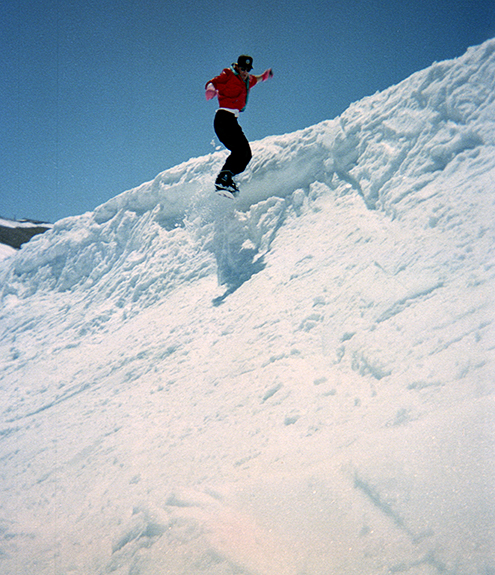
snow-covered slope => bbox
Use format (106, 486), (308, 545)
(1, 40), (494, 575)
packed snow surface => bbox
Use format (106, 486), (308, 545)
(1, 41), (494, 575)
(0, 243), (15, 261)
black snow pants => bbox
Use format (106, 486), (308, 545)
(214, 110), (252, 176)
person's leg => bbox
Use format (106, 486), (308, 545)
(214, 111), (252, 177)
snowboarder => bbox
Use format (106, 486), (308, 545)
(205, 55), (273, 196)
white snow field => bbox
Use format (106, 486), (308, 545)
(1, 40), (494, 575)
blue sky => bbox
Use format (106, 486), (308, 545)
(1, 0), (493, 223)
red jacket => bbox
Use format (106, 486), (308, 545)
(207, 67), (258, 112)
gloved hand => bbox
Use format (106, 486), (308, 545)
(261, 68), (274, 81)
(205, 83), (218, 100)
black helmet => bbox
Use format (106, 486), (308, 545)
(237, 55), (253, 71)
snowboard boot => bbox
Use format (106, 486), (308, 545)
(215, 170), (239, 195)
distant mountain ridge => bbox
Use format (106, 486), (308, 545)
(0, 217), (51, 259)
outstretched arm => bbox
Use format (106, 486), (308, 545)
(253, 68), (274, 82)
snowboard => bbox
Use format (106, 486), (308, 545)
(215, 187), (238, 200)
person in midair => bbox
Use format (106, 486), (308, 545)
(205, 55), (273, 195)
